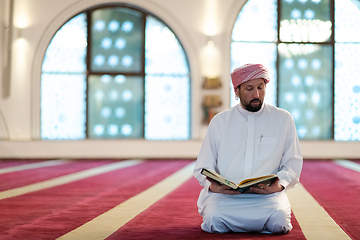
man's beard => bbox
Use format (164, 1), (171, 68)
(241, 98), (263, 112)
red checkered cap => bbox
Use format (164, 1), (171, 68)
(230, 63), (270, 91)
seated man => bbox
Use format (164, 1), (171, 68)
(193, 63), (303, 234)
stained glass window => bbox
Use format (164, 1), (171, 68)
(88, 75), (143, 139)
(335, 0), (360, 43)
(278, 43), (332, 139)
(280, 0), (332, 42)
(334, 0), (360, 141)
(91, 8), (143, 72)
(42, 14), (87, 73)
(232, 0), (277, 42)
(145, 16), (190, 140)
(41, 6), (190, 140)
(145, 17), (189, 75)
(334, 43), (360, 141)
(232, 0), (360, 141)
(41, 74), (87, 139)
(145, 76), (190, 140)
(41, 14), (87, 139)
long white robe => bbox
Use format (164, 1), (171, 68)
(193, 103), (303, 233)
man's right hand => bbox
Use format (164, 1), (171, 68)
(206, 177), (241, 195)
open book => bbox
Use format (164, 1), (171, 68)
(201, 168), (278, 193)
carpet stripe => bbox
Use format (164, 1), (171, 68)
(0, 161), (191, 239)
(0, 159), (71, 174)
(0, 160), (118, 191)
(0, 160), (44, 168)
(0, 160), (142, 200)
(334, 159), (360, 173)
(300, 161), (360, 239)
(56, 162), (196, 240)
(108, 177), (306, 240)
(287, 183), (351, 240)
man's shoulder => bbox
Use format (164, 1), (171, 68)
(265, 103), (292, 118)
(214, 105), (238, 118)
(209, 105), (238, 124)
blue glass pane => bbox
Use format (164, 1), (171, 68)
(42, 14), (87, 73)
(278, 43), (332, 140)
(145, 16), (189, 75)
(88, 75), (143, 139)
(230, 42), (277, 107)
(145, 75), (190, 140)
(280, 0), (332, 42)
(334, 43), (360, 141)
(41, 73), (86, 139)
(232, 0), (277, 42)
(335, 0), (360, 42)
(91, 8), (143, 72)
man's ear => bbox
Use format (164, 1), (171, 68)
(235, 86), (240, 98)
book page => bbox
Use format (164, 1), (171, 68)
(238, 174), (277, 186)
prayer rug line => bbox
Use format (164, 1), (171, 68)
(56, 162), (196, 240)
(334, 159), (360, 173)
(288, 183), (351, 240)
(0, 159), (143, 200)
(0, 159), (71, 175)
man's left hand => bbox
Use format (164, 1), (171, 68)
(249, 177), (284, 194)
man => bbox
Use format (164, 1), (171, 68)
(193, 63), (303, 234)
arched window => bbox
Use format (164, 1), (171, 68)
(231, 0), (360, 141)
(41, 5), (190, 140)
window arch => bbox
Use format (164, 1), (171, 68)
(231, 0), (360, 141)
(41, 5), (191, 140)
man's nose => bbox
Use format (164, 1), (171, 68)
(253, 90), (260, 98)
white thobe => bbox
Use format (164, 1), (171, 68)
(194, 103), (303, 233)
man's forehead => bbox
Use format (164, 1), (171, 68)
(242, 78), (265, 87)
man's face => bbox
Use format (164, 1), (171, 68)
(236, 78), (266, 112)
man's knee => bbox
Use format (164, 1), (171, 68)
(264, 209), (292, 234)
(201, 205), (228, 233)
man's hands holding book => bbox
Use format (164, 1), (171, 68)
(249, 177), (284, 194)
(207, 176), (284, 195)
(206, 177), (241, 195)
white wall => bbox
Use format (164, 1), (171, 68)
(0, 140), (360, 159)
(0, 0), (359, 159)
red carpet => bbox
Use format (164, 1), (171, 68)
(300, 160), (360, 240)
(0, 160), (116, 191)
(108, 177), (306, 240)
(0, 159), (45, 168)
(0, 159), (358, 240)
(0, 160), (191, 239)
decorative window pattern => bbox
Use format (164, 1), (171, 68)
(280, 0), (332, 43)
(41, 6), (190, 140)
(232, 0), (360, 141)
(145, 75), (190, 140)
(91, 8), (143, 73)
(145, 16), (190, 140)
(334, 0), (360, 141)
(41, 74), (87, 140)
(88, 75), (143, 139)
(41, 14), (87, 140)
(278, 43), (333, 140)
(145, 17), (189, 75)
